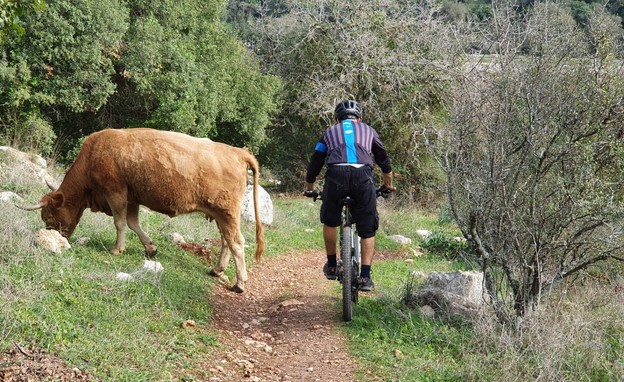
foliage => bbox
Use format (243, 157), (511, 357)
(420, 230), (473, 263)
(234, 0), (465, 202)
(429, 1), (624, 325)
(113, 0), (280, 151)
(0, 0), (45, 42)
(0, 0), (279, 158)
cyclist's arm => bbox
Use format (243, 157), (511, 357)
(371, 133), (395, 191)
(371, 132), (392, 174)
(382, 171), (395, 192)
(305, 139), (328, 188)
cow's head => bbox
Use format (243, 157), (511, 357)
(19, 191), (79, 238)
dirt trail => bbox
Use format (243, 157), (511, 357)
(204, 250), (363, 382)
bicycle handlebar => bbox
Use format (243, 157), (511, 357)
(304, 186), (393, 202)
(303, 189), (320, 202)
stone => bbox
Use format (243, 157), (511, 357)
(143, 260), (164, 274)
(116, 272), (134, 281)
(389, 235), (412, 245)
(0, 191), (22, 202)
(0, 146), (51, 185)
(241, 184), (273, 225)
(415, 229), (432, 239)
(35, 229), (71, 254)
(168, 232), (186, 244)
(405, 270), (486, 322)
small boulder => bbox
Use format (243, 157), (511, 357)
(168, 232), (186, 244)
(0, 191), (22, 202)
(35, 229), (71, 254)
(241, 184), (273, 225)
(143, 260), (164, 274)
(390, 235), (412, 245)
(415, 229), (432, 239)
(116, 272), (134, 282)
(405, 270), (486, 322)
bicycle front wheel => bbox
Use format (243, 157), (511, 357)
(341, 226), (353, 321)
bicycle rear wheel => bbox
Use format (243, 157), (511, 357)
(341, 226), (353, 321)
(352, 234), (361, 304)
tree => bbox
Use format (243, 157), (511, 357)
(430, 1), (624, 327)
(110, 0), (279, 151)
(1, 0), (279, 157)
(0, 0), (124, 155)
(239, 0), (465, 200)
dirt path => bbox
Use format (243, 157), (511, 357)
(203, 250), (362, 382)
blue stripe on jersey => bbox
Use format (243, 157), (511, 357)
(314, 142), (327, 153)
(342, 120), (357, 163)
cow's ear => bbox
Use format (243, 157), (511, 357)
(49, 192), (65, 208)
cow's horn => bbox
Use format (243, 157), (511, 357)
(15, 201), (46, 211)
(45, 177), (59, 191)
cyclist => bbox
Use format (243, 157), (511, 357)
(304, 99), (395, 291)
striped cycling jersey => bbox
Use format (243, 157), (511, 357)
(306, 120), (392, 184)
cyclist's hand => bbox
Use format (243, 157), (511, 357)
(376, 185), (395, 198)
(303, 190), (320, 201)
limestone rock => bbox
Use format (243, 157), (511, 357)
(35, 229), (71, 254)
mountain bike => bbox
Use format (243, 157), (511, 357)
(305, 186), (391, 321)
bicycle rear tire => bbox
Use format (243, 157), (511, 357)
(341, 226), (353, 321)
(352, 235), (360, 304)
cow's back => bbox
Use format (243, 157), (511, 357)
(84, 128), (250, 216)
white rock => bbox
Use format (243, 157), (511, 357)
(415, 229), (432, 239)
(0, 191), (22, 202)
(168, 232), (185, 244)
(116, 272), (134, 281)
(0, 146), (51, 185)
(35, 229), (71, 254)
(241, 184), (273, 225)
(143, 260), (164, 274)
(390, 235), (412, 245)
(75, 237), (91, 245)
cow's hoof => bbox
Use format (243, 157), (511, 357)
(208, 269), (219, 277)
(209, 270), (230, 284)
(228, 285), (244, 293)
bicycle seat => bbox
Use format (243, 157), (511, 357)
(338, 197), (355, 206)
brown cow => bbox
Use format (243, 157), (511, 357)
(21, 128), (265, 293)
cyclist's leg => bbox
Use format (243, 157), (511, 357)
(350, 167), (379, 249)
(321, 167), (348, 278)
(349, 167), (378, 290)
(323, 225), (338, 255)
(360, 236), (375, 266)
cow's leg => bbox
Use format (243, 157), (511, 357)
(220, 219), (247, 293)
(209, 224), (231, 276)
(126, 203), (158, 257)
(108, 196), (128, 255)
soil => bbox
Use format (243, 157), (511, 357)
(0, 248), (398, 382)
(203, 249), (368, 382)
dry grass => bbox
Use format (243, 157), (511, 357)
(470, 281), (624, 381)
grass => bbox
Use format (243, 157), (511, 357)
(2, 156), (624, 381)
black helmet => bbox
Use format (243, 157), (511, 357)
(334, 100), (362, 120)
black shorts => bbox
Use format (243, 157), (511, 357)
(320, 165), (379, 238)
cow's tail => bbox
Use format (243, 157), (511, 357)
(246, 151), (265, 263)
